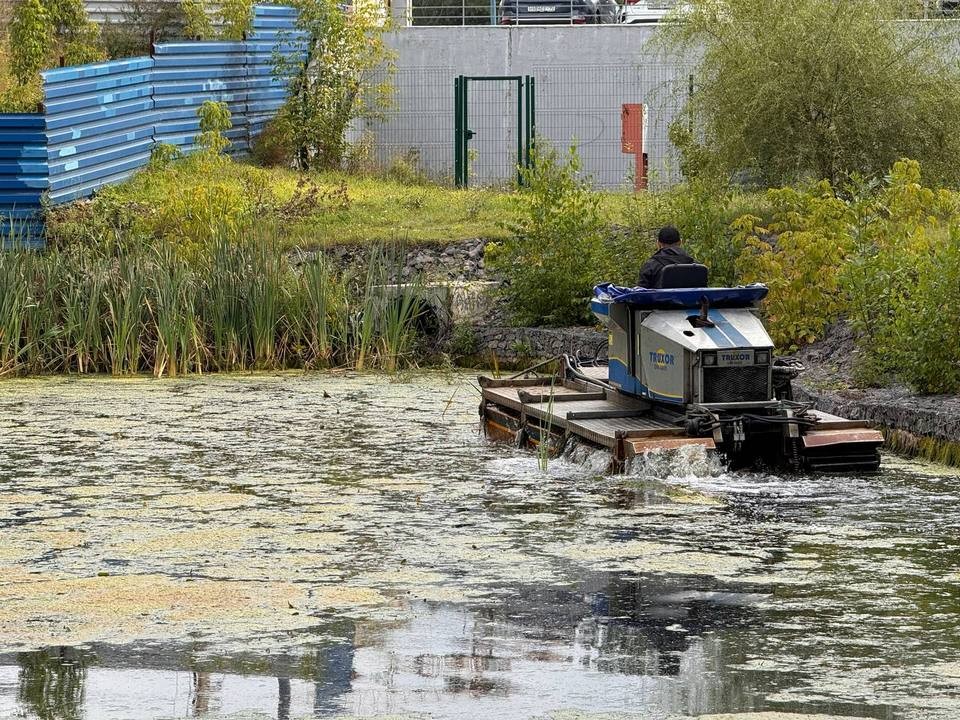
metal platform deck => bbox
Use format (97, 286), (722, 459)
(479, 372), (710, 458)
(479, 368), (878, 466)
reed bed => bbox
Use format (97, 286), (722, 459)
(0, 231), (429, 378)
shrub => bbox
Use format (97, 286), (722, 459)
(63, 22), (108, 66)
(218, 0), (253, 40)
(250, 118), (295, 167)
(489, 146), (605, 326)
(180, 0), (212, 38)
(885, 228), (960, 393)
(663, 0), (960, 187)
(11, 0), (52, 85)
(731, 158), (960, 393)
(734, 182), (853, 350)
(278, 0), (395, 170)
(0, 80), (43, 113)
(196, 100), (232, 155)
(840, 159), (960, 390)
(101, 0), (187, 58)
(9, 0), (105, 87)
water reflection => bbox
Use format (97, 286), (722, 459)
(17, 648), (86, 720)
(0, 571), (838, 719)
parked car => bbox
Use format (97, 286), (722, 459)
(499, 0), (619, 24)
(619, 0), (672, 24)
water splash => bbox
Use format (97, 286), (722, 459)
(624, 443), (726, 481)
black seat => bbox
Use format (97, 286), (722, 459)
(656, 263), (709, 289)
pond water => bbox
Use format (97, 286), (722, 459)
(0, 372), (958, 720)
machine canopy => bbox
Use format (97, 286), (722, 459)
(593, 283), (768, 310)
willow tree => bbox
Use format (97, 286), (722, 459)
(662, 0), (960, 186)
(277, 0), (395, 171)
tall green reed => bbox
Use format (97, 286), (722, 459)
(0, 228), (433, 378)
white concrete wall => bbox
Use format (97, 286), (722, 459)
(370, 25), (689, 188)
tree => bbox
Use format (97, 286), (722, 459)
(9, 0), (105, 87)
(10, 0), (52, 85)
(180, 0), (213, 38)
(276, 0), (395, 170)
(662, 0), (960, 187)
(218, 0), (254, 40)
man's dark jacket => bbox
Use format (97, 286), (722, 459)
(638, 245), (697, 288)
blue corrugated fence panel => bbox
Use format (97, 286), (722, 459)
(0, 113), (48, 245)
(42, 57), (153, 84)
(48, 126), (155, 160)
(0, 115), (46, 129)
(0, 4), (302, 244)
(48, 155), (153, 202)
(153, 41), (249, 55)
(49, 138), (154, 175)
(44, 84), (153, 115)
(0, 145), (47, 160)
(43, 67), (154, 100)
(45, 97), (154, 132)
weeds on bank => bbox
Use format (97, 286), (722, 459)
(0, 230), (430, 378)
(45, 153), (515, 250)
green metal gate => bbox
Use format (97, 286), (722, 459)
(454, 75), (536, 188)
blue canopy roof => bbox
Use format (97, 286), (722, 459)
(593, 283), (768, 310)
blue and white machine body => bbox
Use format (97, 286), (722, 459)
(591, 284), (775, 408)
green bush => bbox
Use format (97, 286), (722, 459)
(731, 158), (960, 393)
(250, 118), (295, 168)
(101, 1), (188, 58)
(884, 228), (960, 394)
(8, 0), (105, 88)
(278, 0), (395, 170)
(663, 0), (960, 187)
(613, 179), (767, 287)
(180, 0), (213, 38)
(11, 0), (52, 85)
(734, 182), (853, 350)
(488, 146), (605, 326)
(218, 0), (253, 40)
(196, 100), (233, 155)
(839, 159), (960, 391)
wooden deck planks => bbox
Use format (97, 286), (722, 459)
(482, 384), (588, 413)
(568, 416), (683, 447)
(481, 375), (681, 447)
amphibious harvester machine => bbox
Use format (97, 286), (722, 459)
(480, 267), (883, 473)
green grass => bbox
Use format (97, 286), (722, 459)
(44, 152), (646, 251)
(46, 153), (524, 250)
(281, 173), (516, 245)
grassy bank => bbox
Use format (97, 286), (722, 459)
(47, 154), (522, 249)
(45, 152), (640, 250)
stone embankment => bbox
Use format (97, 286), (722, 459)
(309, 239), (489, 282)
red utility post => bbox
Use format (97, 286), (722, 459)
(621, 103), (648, 192)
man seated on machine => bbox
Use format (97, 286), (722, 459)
(638, 226), (698, 288)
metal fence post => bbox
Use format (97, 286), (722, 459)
(454, 76), (462, 187)
(515, 76), (523, 187)
(455, 76), (469, 188)
(524, 74), (535, 173)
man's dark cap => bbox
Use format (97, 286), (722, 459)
(658, 226), (681, 245)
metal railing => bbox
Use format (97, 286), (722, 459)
(405, 0), (678, 26)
